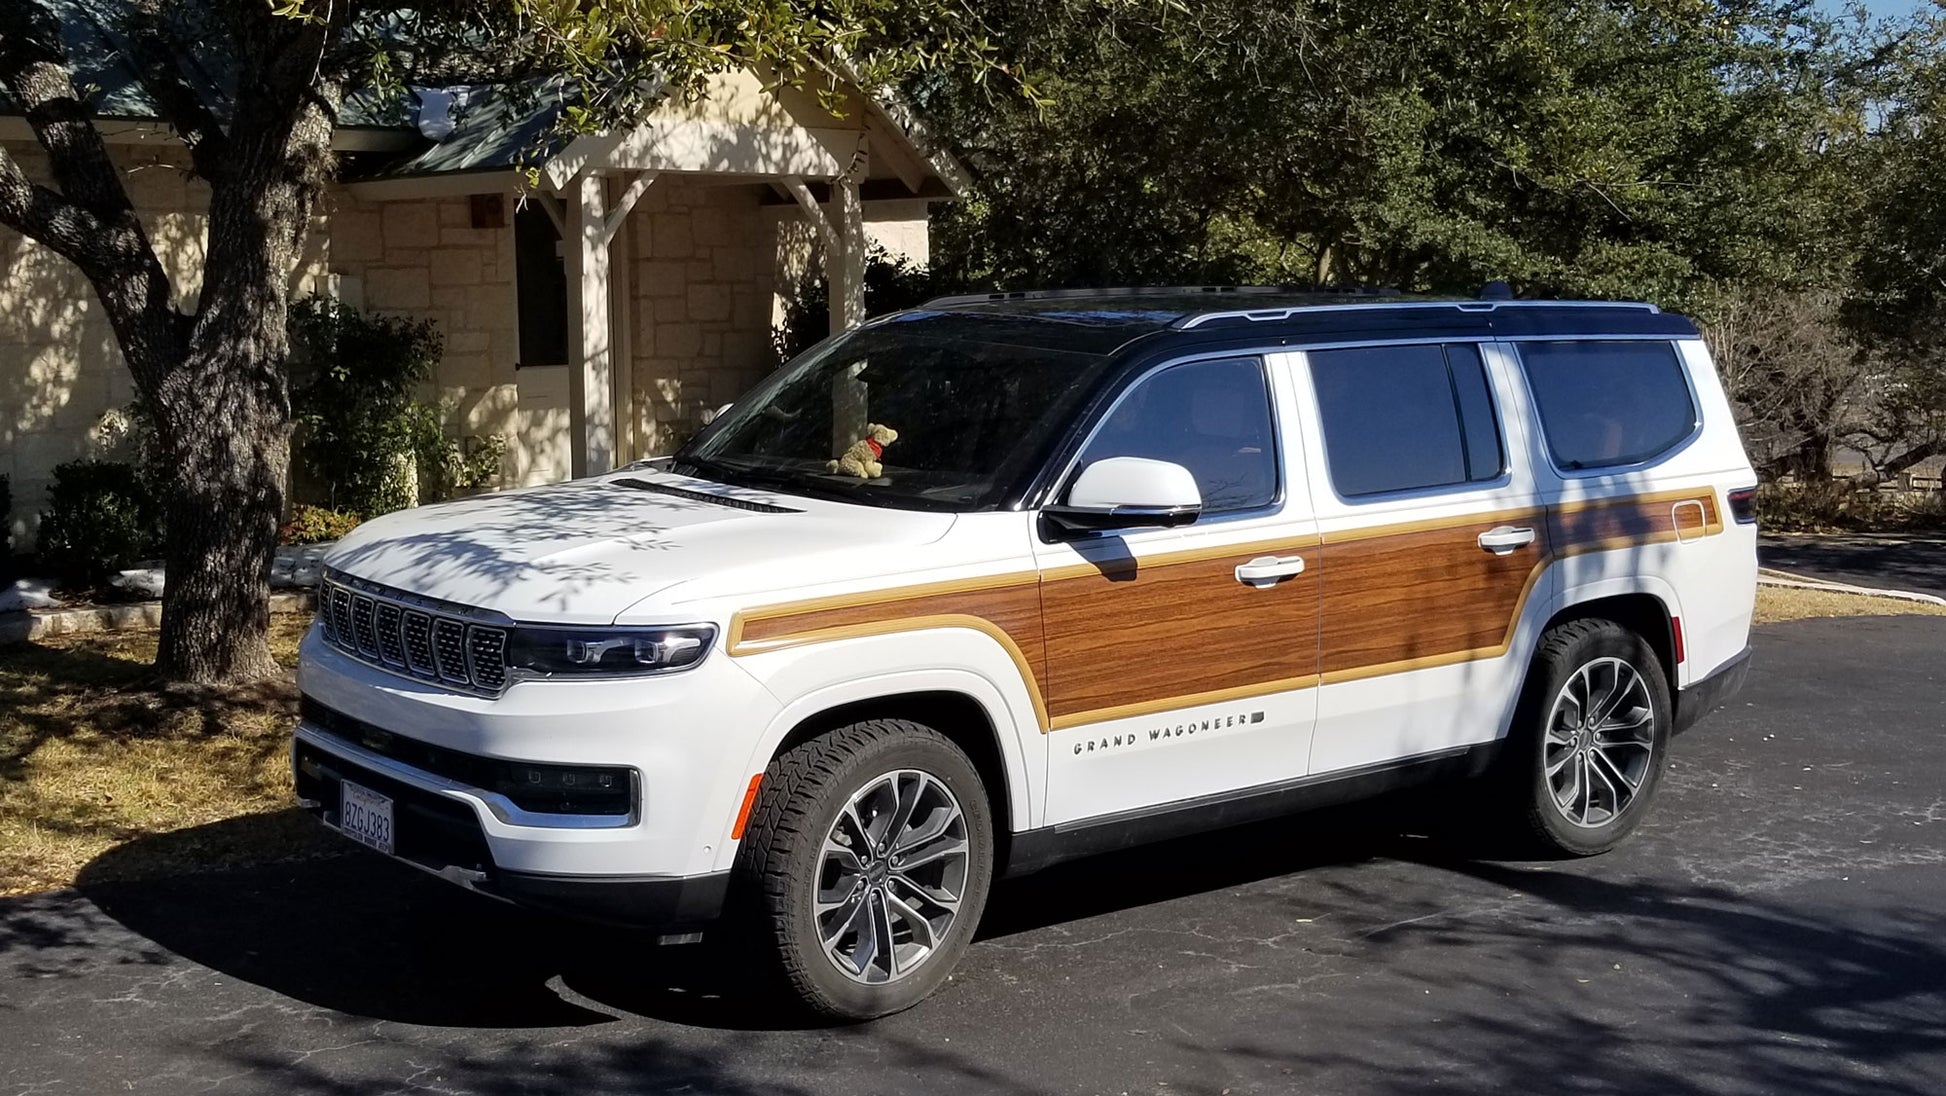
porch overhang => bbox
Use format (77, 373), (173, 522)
(538, 83), (964, 479)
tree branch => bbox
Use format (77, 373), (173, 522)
(0, 0), (143, 219)
(0, 143), (112, 260)
(0, 0), (182, 392)
(124, 0), (232, 181)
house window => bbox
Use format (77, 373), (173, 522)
(514, 203), (569, 366)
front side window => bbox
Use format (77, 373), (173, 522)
(676, 321), (1112, 511)
(1519, 340), (1697, 470)
(1074, 357), (1278, 514)
(1309, 343), (1505, 498)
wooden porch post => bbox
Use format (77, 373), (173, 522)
(827, 142), (869, 451)
(567, 170), (658, 477)
(567, 171), (614, 478)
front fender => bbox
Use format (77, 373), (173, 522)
(711, 626), (1047, 870)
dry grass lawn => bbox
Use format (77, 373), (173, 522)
(1753, 584), (1946, 624)
(0, 585), (1940, 897)
(0, 615), (330, 896)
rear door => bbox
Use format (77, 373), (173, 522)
(1035, 354), (1322, 824)
(1293, 340), (1554, 775)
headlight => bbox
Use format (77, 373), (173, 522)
(504, 624), (718, 679)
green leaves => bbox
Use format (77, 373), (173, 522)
(930, 0), (1873, 312)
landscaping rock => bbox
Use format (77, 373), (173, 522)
(0, 578), (60, 614)
(112, 568), (167, 599)
(272, 543), (332, 589)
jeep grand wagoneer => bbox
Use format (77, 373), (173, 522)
(295, 288), (1756, 1019)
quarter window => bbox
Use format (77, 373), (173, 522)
(1075, 357), (1278, 514)
(1309, 343), (1506, 498)
(1519, 341), (1697, 470)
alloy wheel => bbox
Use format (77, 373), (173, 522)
(816, 769), (970, 984)
(1543, 657), (1657, 828)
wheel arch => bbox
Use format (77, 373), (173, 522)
(728, 660), (1041, 874)
(1540, 586), (1681, 695)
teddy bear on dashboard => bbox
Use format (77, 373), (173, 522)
(828, 422), (899, 478)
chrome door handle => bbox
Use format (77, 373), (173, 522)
(1235, 555), (1306, 587)
(1477, 526), (1537, 554)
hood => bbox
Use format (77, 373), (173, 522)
(322, 471), (956, 624)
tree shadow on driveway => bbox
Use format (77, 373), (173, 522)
(18, 796), (1943, 1096)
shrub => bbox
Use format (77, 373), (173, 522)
(288, 299), (443, 517)
(774, 246), (939, 363)
(279, 504), (362, 545)
(36, 460), (164, 586)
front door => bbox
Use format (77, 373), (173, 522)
(1035, 355), (1322, 824)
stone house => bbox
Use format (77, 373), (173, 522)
(0, 61), (962, 547)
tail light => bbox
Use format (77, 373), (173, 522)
(1726, 486), (1758, 525)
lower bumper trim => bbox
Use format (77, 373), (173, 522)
(1675, 645), (1751, 735)
(482, 868), (731, 931)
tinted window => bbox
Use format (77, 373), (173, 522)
(1520, 341), (1696, 470)
(679, 324), (1111, 511)
(514, 204), (568, 366)
(1309, 343), (1504, 497)
(1076, 357), (1277, 514)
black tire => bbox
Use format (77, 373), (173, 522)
(731, 719), (994, 1021)
(1502, 618), (1673, 857)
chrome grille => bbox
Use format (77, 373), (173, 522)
(374, 603), (406, 666)
(467, 628), (508, 691)
(402, 611), (435, 675)
(432, 619), (469, 684)
(316, 572), (511, 696)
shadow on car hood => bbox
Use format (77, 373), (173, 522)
(321, 472), (955, 624)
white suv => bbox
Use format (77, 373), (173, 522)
(295, 288), (1757, 1019)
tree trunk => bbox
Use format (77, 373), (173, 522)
(149, 344), (290, 683)
(142, 18), (340, 684)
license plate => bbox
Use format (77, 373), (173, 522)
(339, 780), (395, 856)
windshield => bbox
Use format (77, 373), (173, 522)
(674, 320), (1113, 511)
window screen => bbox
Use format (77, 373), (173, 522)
(1076, 357), (1278, 514)
(514, 204), (569, 366)
(1309, 343), (1505, 497)
(1519, 341), (1696, 470)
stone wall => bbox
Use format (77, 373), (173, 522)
(625, 180), (780, 455)
(0, 142), (327, 549)
(319, 189), (541, 482)
(0, 145), (938, 552)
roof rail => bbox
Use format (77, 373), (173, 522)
(918, 285), (1394, 309)
(1174, 299), (1662, 330)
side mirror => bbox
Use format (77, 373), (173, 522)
(1044, 456), (1202, 534)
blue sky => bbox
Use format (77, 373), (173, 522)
(1822, 0), (1933, 21)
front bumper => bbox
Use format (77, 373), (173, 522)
(291, 621), (781, 928)
(295, 727), (733, 931)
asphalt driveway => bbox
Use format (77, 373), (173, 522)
(4, 615), (1945, 1096)
(1760, 533), (1946, 596)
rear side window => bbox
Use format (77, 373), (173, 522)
(1519, 341), (1697, 470)
(1308, 343), (1506, 497)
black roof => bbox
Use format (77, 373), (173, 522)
(883, 286), (1699, 356)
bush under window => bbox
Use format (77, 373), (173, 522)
(36, 460), (164, 587)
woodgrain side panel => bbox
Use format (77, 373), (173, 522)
(1038, 535), (1322, 726)
(1319, 509), (1549, 681)
(725, 489), (1727, 732)
(734, 577), (1045, 681)
(1552, 489), (1722, 556)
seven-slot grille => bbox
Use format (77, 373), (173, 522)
(317, 573), (511, 695)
